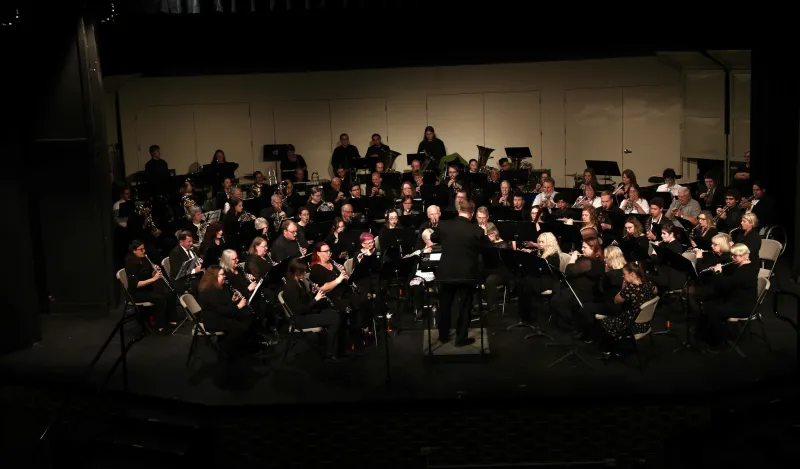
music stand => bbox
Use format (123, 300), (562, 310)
(407, 153), (425, 167)
(586, 160), (621, 185)
(651, 244), (702, 353)
(545, 269), (593, 369)
(497, 249), (555, 339)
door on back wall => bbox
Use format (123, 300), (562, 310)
(565, 85), (682, 189)
(565, 88), (623, 188)
(135, 105), (196, 175)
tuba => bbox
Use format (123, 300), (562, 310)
(477, 145), (495, 174)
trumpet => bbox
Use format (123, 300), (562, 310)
(738, 196), (753, 208)
(713, 204), (730, 223)
(698, 261), (735, 274)
(572, 196), (586, 209)
(613, 183), (626, 197)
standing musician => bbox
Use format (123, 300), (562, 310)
(271, 221), (307, 262)
(689, 243), (759, 350)
(352, 232), (384, 318)
(124, 240), (178, 333)
(309, 242), (367, 353)
(417, 126), (447, 161)
(168, 231), (204, 294)
(365, 133), (392, 161)
(695, 233), (733, 273)
(282, 258), (347, 362)
(714, 189), (744, 232)
(331, 133), (360, 171)
(197, 266), (257, 358)
(280, 144), (307, 182)
(732, 213), (762, 263)
(436, 200), (492, 346)
(619, 185), (648, 215)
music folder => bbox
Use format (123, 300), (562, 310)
(249, 278), (264, 304)
(407, 153), (426, 166)
(175, 257), (201, 280)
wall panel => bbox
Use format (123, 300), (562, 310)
(484, 91), (542, 167)
(387, 98), (427, 171)
(683, 71), (725, 160)
(135, 105), (197, 174)
(273, 100), (332, 176)
(564, 88), (623, 187)
(732, 72), (751, 159)
(622, 85), (682, 182)
(330, 98), (387, 172)
(426, 93), (484, 165)
(194, 103), (253, 174)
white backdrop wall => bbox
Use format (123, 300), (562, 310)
(107, 57), (687, 187)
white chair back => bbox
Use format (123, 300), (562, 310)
(116, 269), (129, 290)
(757, 277), (769, 301)
(161, 257), (171, 277)
(344, 258), (354, 275)
(180, 293), (202, 316)
(374, 236), (381, 253)
(636, 296), (660, 325)
(277, 291), (293, 319)
(759, 239), (782, 263)
(682, 251), (696, 264)
(559, 253), (571, 273)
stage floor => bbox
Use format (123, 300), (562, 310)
(2, 274), (797, 407)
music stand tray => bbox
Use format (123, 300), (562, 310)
(586, 160), (622, 182)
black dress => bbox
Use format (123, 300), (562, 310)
(310, 263), (367, 351)
(124, 254), (176, 330)
(197, 286), (254, 355)
(599, 282), (656, 340)
(281, 278), (344, 356)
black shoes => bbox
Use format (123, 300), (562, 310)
(454, 337), (475, 347)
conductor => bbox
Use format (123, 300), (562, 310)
(436, 200), (491, 346)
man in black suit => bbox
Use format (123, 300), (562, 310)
(168, 231), (203, 294)
(436, 200), (491, 346)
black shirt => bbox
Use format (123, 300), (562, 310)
(417, 138), (447, 159)
(331, 145), (360, 170)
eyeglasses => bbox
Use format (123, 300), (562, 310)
(319, 249), (330, 253)
(698, 217), (706, 221)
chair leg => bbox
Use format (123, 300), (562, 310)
(501, 287), (507, 316)
(172, 315), (190, 335)
(186, 334), (198, 367)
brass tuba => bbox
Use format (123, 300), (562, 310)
(477, 145), (495, 174)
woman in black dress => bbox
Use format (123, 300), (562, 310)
(575, 245), (627, 342)
(596, 261), (658, 358)
(124, 240), (177, 333)
(516, 232), (563, 324)
(564, 237), (606, 330)
(199, 222), (226, 268)
(417, 126), (447, 161)
(309, 242), (366, 352)
(281, 258), (347, 361)
(197, 265), (255, 357)
(694, 233), (732, 273)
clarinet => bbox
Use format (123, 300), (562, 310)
(225, 278), (255, 315)
(309, 280), (338, 311)
(331, 259), (360, 294)
(144, 254), (175, 293)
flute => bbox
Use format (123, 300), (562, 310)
(697, 261), (735, 274)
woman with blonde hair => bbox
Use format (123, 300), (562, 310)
(695, 232), (732, 272)
(572, 246), (627, 342)
(516, 232), (563, 325)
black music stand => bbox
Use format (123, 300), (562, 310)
(407, 153), (425, 167)
(545, 269), (593, 369)
(497, 249), (555, 340)
(586, 160), (621, 184)
(651, 244), (702, 353)
(351, 158), (373, 184)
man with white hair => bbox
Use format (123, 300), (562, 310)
(223, 187), (244, 214)
(259, 193), (288, 230)
(415, 205), (441, 249)
(666, 186), (700, 226)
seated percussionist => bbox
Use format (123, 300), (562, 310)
(197, 266), (257, 358)
(281, 258), (347, 362)
(689, 243), (759, 350)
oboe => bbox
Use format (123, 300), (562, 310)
(144, 254), (175, 292)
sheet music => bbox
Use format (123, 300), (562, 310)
(205, 209), (221, 223)
(429, 253), (442, 261)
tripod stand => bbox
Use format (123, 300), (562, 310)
(545, 269), (593, 370)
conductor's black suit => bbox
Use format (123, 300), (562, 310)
(436, 215), (492, 343)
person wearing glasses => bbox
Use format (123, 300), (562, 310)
(271, 221), (306, 263)
(309, 242), (367, 353)
(282, 258), (347, 362)
(124, 240), (177, 334)
(690, 243), (758, 350)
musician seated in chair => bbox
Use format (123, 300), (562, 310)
(220, 249), (278, 340)
(125, 240), (178, 334)
(688, 243), (759, 350)
(271, 221), (306, 263)
(168, 231), (204, 294)
(695, 233), (732, 273)
(648, 222), (685, 292)
(409, 228), (441, 320)
(282, 258), (347, 362)
(563, 238), (605, 329)
(197, 266), (257, 358)
(574, 245), (626, 342)
(517, 232), (563, 326)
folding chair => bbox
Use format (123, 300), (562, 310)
(277, 291), (326, 362)
(758, 239), (782, 280)
(116, 269), (152, 335)
(179, 293), (223, 367)
(727, 277), (771, 358)
(596, 296), (660, 369)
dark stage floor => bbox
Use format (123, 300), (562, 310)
(2, 271), (797, 407)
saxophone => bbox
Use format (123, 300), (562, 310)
(136, 205), (162, 238)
